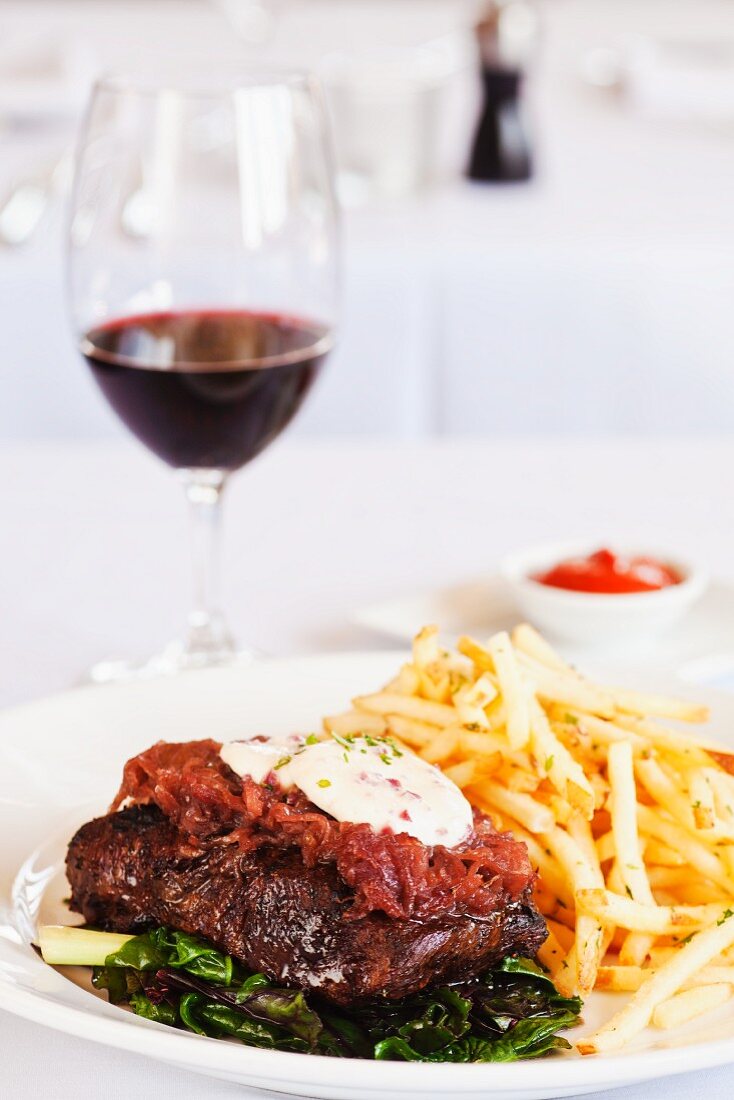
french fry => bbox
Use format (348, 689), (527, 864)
(615, 713), (725, 760)
(384, 714), (435, 747)
(597, 965), (734, 994)
(635, 755), (696, 832)
(530, 701), (594, 818)
(558, 709), (646, 750)
(546, 918), (575, 951)
(488, 632), (530, 749)
(670, 884), (732, 906)
(702, 767), (734, 825)
(442, 759), (476, 789)
(457, 635), (495, 674)
(323, 711), (387, 736)
(552, 721), (607, 770)
(637, 806), (732, 891)
(540, 825), (605, 994)
(578, 910), (734, 1054)
(689, 769), (716, 830)
(419, 726), (461, 764)
(609, 686), (708, 725)
(608, 741), (654, 905)
(606, 860), (625, 898)
(644, 838), (686, 867)
(595, 830), (615, 863)
(537, 927), (565, 975)
(471, 780), (555, 834)
(544, 899), (577, 930)
(518, 655), (616, 718)
(504, 820), (576, 909)
(348, 623), (734, 1044)
(353, 692), (456, 727)
(541, 826), (603, 891)
(646, 867), (696, 890)
(497, 762), (542, 793)
(596, 965), (648, 992)
(652, 983), (732, 1030)
(546, 794), (573, 825)
(576, 889), (725, 933)
(619, 932), (655, 968)
(511, 623), (568, 672)
(384, 662), (422, 696)
(419, 667), (452, 704)
(459, 729), (512, 757)
(589, 771), (610, 811)
(567, 813), (602, 878)
(453, 674), (497, 728)
(412, 625), (440, 669)
(688, 966), (734, 986)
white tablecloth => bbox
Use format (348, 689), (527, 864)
(3, 436), (734, 1098)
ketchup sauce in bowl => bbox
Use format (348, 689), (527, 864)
(533, 548), (682, 595)
(501, 543), (706, 647)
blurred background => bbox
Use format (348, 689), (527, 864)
(1, 0), (733, 440)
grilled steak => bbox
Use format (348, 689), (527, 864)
(67, 803), (546, 1005)
(66, 739), (546, 1006)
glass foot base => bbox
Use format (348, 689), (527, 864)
(83, 644), (258, 686)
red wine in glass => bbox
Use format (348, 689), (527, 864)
(83, 309), (330, 471)
(69, 70), (338, 677)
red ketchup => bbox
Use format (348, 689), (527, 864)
(533, 548), (681, 595)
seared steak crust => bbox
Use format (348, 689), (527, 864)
(67, 804), (546, 1005)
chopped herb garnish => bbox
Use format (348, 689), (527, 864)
(316, 778), (331, 789)
(545, 756), (554, 773)
(274, 756), (292, 770)
(717, 909), (734, 926)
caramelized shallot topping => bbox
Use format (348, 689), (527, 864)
(112, 739), (535, 922)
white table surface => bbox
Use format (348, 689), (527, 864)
(3, 435), (734, 1099)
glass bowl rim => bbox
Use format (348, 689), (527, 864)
(94, 64), (315, 99)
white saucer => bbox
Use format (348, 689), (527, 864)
(354, 576), (734, 686)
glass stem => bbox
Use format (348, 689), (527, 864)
(179, 469), (235, 662)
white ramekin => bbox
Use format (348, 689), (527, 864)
(500, 541), (708, 647)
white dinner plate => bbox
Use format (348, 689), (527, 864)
(3, 652), (734, 1099)
(354, 576), (734, 682)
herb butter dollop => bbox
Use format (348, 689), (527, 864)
(220, 732), (473, 848)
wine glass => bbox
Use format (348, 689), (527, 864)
(67, 67), (338, 680)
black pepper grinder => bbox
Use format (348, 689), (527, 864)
(467, 1), (535, 183)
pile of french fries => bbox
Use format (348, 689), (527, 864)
(325, 624), (734, 1054)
